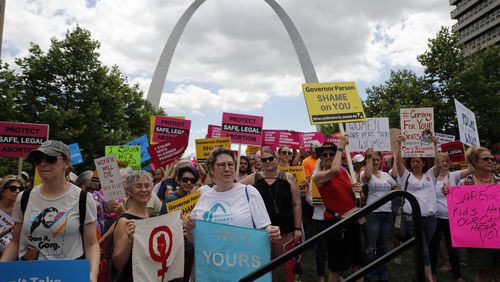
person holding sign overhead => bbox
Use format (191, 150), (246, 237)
(1, 140), (99, 282)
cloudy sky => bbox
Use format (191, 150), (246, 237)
(3, 0), (455, 155)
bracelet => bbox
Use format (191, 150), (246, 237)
(295, 228), (302, 231)
(337, 147), (344, 152)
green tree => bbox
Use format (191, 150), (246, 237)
(0, 27), (164, 176)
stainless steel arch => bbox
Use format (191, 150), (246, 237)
(146, 0), (319, 108)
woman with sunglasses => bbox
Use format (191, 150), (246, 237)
(277, 146), (294, 167)
(1, 140), (99, 282)
(0, 175), (25, 256)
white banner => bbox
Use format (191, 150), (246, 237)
(132, 210), (184, 282)
(346, 117), (391, 152)
(400, 108), (435, 157)
(454, 99), (480, 147)
(434, 132), (456, 150)
(94, 154), (126, 201)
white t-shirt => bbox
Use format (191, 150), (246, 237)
(361, 171), (397, 213)
(191, 184), (271, 229)
(12, 184), (97, 260)
(398, 169), (437, 217)
(430, 171), (461, 219)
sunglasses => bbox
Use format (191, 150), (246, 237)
(480, 157), (497, 162)
(7, 185), (24, 192)
(321, 152), (335, 158)
(30, 154), (61, 165)
(261, 156), (275, 163)
(180, 177), (197, 184)
(280, 151), (293, 156)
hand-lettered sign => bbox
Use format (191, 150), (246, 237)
(152, 116), (191, 144)
(454, 99), (480, 147)
(0, 122), (49, 158)
(279, 166), (306, 192)
(126, 135), (151, 163)
(105, 145), (141, 171)
(246, 145), (260, 155)
(434, 132), (456, 150)
(441, 141), (466, 163)
(94, 154), (126, 201)
(346, 118), (391, 152)
(221, 113), (263, 146)
(133, 210), (184, 282)
(400, 108), (434, 158)
(195, 137), (231, 163)
(302, 82), (366, 124)
(447, 184), (499, 249)
(148, 133), (189, 168)
(207, 124), (222, 138)
(194, 220), (271, 282)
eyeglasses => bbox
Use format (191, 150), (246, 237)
(215, 162), (236, 170)
(261, 156), (275, 163)
(321, 152), (335, 158)
(480, 157), (497, 162)
(7, 185), (24, 192)
(180, 177), (197, 184)
(280, 151), (293, 156)
(30, 154), (61, 165)
(133, 183), (151, 190)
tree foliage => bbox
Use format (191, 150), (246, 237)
(0, 27), (164, 176)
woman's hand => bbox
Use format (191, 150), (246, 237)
(338, 134), (348, 149)
(442, 183), (450, 195)
(183, 215), (195, 231)
(365, 148), (373, 158)
(293, 229), (302, 243)
(266, 225), (281, 242)
(352, 182), (362, 194)
(113, 201), (125, 214)
(125, 220), (136, 240)
(397, 135), (406, 143)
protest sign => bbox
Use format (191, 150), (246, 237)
(389, 128), (401, 153)
(195, 137), (231, 163)
(276, 130), (300, 149)
(94, 154), (126, 201)
(0, 210), (13, 253)
(68, 143), (84, 165)
(166, 191), (201, 217)
(346, 118), (390, 152)
(152, 115), (191, 144)
(207, 124), (222, 138)
(221, 113), (263, 146)
(400, 108), (435, 157)
(454, 99), (480, 147)
(434, 132), (456, 149)
(311, 180), (323, 204)
(126, 135), (151, 163)
(0, 122), (49, 158)
(262, 130), (277, 148)
(133, 210), (184, 282)
(441, 141), (466, 163)
(279, 166), (306, 192)
(194, 220), (271, 282)
(148, 133), (189, 168)
(0, 260), (90, 282)
(302, 82), (366, 125)
(298, 132), (326, 152)
(105, 145), (141, 171)
(246, 145), (260, 155)
(447, 184), (500, 249)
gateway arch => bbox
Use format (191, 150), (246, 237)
(146, 0), (319, 107)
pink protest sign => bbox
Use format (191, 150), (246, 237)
(447, 184), (500, 249)
(152, 116), (191, 144)
(299, 132), (326, 152)
(262, 130), (277, 148)
(277, 130), (300, 149)
(148, 133), (189, 168)
(221, 113), (263, 146)
(207, 125), (221, 138)
(0, 122), (49, 158)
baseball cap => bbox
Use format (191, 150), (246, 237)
(310, 140), (321, 150)
(315, 142), (337, 155)
(352, 154), (365, 163)
(27, 140), (71, 160)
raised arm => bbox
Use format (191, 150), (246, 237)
(432, 136), (441, 177)
(459, 161), (475, 179)
(396, 135), (406, 177)
(292, 147), (303, 166)
(363, 148), (374, 183)
(313, 136), (347, 186)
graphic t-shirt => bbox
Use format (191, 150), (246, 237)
(191, 184), (271, 229)
(398, 169), (437, 217)
(12, 184), (97, 260)
(361, 170), (397, 213)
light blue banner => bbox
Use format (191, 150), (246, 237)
(194, 220), (271, 282)
(0, 260), (90, 282)
(125, 135), (151, 163)
(68, 143), (83, 165)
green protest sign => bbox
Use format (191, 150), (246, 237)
(105, 145), (141, 170)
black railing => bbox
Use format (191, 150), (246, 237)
(239, 190), (425, 282)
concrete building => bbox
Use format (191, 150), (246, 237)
(450, 0), (500, 54)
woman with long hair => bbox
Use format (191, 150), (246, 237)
(0, 175), (25, 256)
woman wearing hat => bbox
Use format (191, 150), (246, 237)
(1, 140), (100, 282)
(0, 175), (25, 256)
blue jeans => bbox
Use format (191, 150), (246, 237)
(364, 212), (393, 281)
(404, 214), (436, 266)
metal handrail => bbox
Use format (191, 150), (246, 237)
(239, 190), (425, 282)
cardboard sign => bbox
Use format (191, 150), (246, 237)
(454, 99), (480, 147)
(246, 145), (260, 155)
(105, 145), (141, 171)
(166, 191), (201, 216)
(441, 141), (466, 163)
(221, 113), (263, 146)
(447, 184), (500, 249)
(194, 220), (271, 282)
(94, 154), (126, 201)
(434, 132), (456, 150)
(148, 133), (189, 168)
(346, 118), (391, 152)
(195, 137), (231, 163)
(302, 82), (366, 125)
(152, 115), (191, 144)
(207, 124), (222, 138)
(298, 132), (326, 153)
(279, 166), (306, 192)
(125, 135), (151, 163)
(0, 122), (49, 158)
(132, 211), (184, 282)
(0, 260), (90, 282)
(400, 108), (435, 157)
(389, 128), (401, 153)
(68, 143), (84, 165)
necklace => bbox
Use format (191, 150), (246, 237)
(473, 173), (493, 183)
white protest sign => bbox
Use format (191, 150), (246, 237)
(346, 118), (390, 152)
(400, 108), (435, 157)
(94, 154), (126, 201)
(454, 99), (480, 147)
(434, 132), (456, 149)
(0, 210), (14, 253)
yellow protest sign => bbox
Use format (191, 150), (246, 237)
(166, 191), (201, 217)
(311, 180), (323, 204)
(34, 167), (43, 186)
(195, 137), (231, 163)
(302, 82), (366, 124)
(279, 166), (306, 192)
(246, 145), (260, 155)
